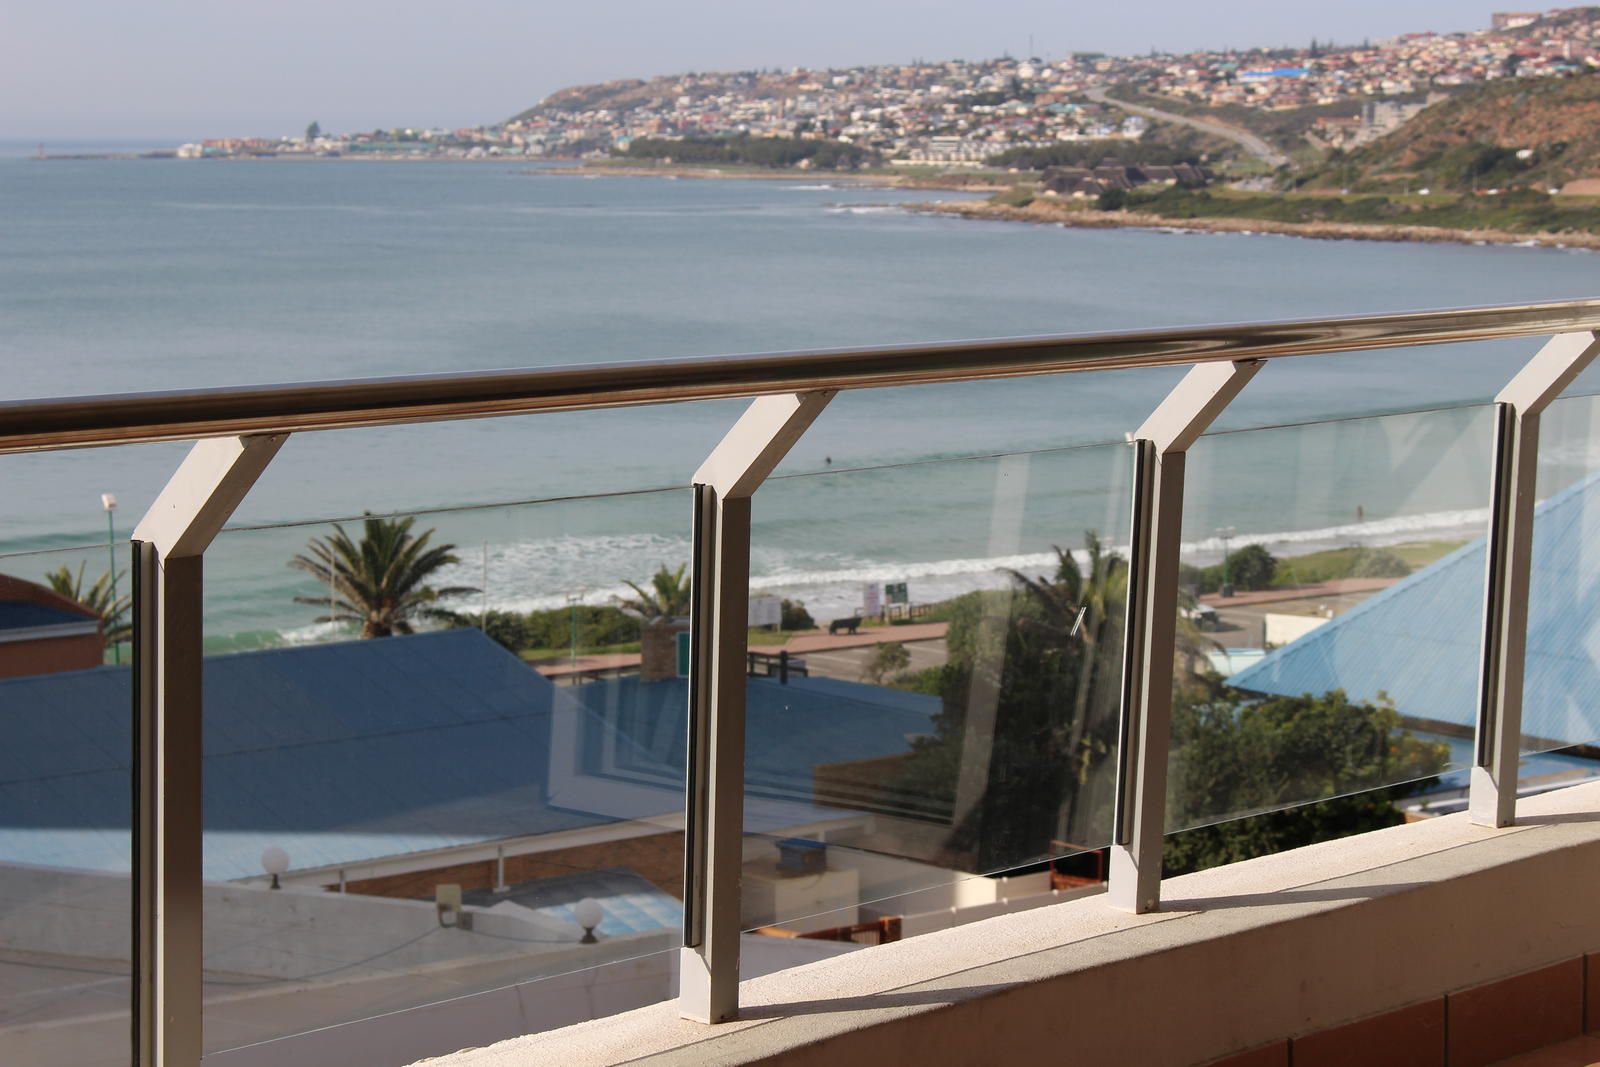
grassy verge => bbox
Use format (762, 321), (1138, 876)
(1124, 185), (1600, 235)
(1270, 541), (1465, 587)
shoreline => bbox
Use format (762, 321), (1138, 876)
(910, 198), (1600, 251)
(560, 162), (1001, 193)
(553, 164), (1600, 250)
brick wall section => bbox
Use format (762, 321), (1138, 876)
(639, 620), (688, 682)
(341, 831), (685, 900)
(0, 633), (104, 679)
(0, 573), (104, 679)
(1204, 955), (1594, 1067)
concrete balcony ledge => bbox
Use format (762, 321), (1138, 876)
(417, 780), (1600, 1067)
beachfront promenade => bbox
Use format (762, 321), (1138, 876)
(532, 577), (1406, 687)
(533, 621), (950, 684)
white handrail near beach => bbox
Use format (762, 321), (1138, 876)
(4, 299), (1598, 1064)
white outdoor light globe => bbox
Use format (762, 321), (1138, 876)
(101, 493), (118, 512)
(573, 897), (603, 942)
(260, 845), (290, 877)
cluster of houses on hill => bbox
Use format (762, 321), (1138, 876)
(171, 10), (1600, 167)
(1039, 159), (1216, 199)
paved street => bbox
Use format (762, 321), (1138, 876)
(1198, 579), (1403, 648)
(1087, 86), (1289, 167)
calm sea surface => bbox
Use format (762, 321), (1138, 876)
(4, 159), (1600, 643)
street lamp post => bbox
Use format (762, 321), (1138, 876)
(1216, 526), (1237, 599)
(567, 592), (583, 667)
(101, 493), (120, 665)
(573, 896), (604, 944)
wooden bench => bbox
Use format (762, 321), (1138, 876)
(828, 616), (862, 636)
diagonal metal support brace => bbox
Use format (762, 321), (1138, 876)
(1471, 331), (1600, 829)
(131, 434), (285, 1067)
(1108, 361), (1261, 915)
(680, 392), (834, 1024)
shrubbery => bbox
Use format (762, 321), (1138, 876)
(780, 598), (815, 631)
(618, 135), (875, 170)
(461, 605), (641, 655)
(1180, 543), (1278, 594)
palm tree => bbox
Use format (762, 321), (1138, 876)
(1005, 532), (1128, 842)
(289, 516), (477, 638)
(617, 563), (691, 621)
(44, 563), (130, 649)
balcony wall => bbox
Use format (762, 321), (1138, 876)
(421, 780), (1600, 1067)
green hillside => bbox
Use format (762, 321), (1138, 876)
(1302, 72), (1600, 193)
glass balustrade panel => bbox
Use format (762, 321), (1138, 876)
(738, 439), (1133, 944)
(198, 486), (691, 1057)
(0, 529), (136, 1064)
(1164, 403), (1495, 863)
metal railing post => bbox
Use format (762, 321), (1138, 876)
(1109, 361), (1261, 914)
(680, 392), (832, 1024)
(131, 435), (285, 1067)
(1471, 332), (1600, 828)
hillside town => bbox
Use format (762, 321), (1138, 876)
(176, 9), (1600, 166)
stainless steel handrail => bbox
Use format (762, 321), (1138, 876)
(2, 299), (1598, 454)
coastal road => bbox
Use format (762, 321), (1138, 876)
(1086, 86), (1289, 168)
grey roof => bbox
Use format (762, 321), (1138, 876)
(1230, 472), (1600, 747)
(0, 630), (935, 880)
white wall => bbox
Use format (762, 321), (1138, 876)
(0, 860), (858, 1067)
(0, 861), (589, 979)
(1265, 611), (1329, 646)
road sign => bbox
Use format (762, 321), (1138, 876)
(749, 595), (782, 628)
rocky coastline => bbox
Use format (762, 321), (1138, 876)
(911, 197), (1600, 251)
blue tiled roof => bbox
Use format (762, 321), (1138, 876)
(0, 600), (93, 632)
(567, 674), (935, 805)
(0, 630), (936, 880)
(1230, 472), (1600, 747)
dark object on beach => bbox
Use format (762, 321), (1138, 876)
(829, 616), (861, 636)
(825, 456), (832, 464)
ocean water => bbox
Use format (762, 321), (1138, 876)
(3, 158), (1600, 644)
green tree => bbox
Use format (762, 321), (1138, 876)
(888, 532), (1442, 876)
(1224, 543), (1277, 591)
(1005, 533), (1130, 824)
(617, 563), (691, 621)
(1096, 187), (1130, 211)
(289, 516), (477, 638)
(862, 641), (911, 684)
(1162, 683), (1448, 874)
(461, 605), (641, 655)
(893, 532), (1129, 868)
(781, 598), (815, 631)
(44, 563), (130, 649)
(306, 120), (321, 141)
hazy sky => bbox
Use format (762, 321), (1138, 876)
(3, 1), (1491, 140)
